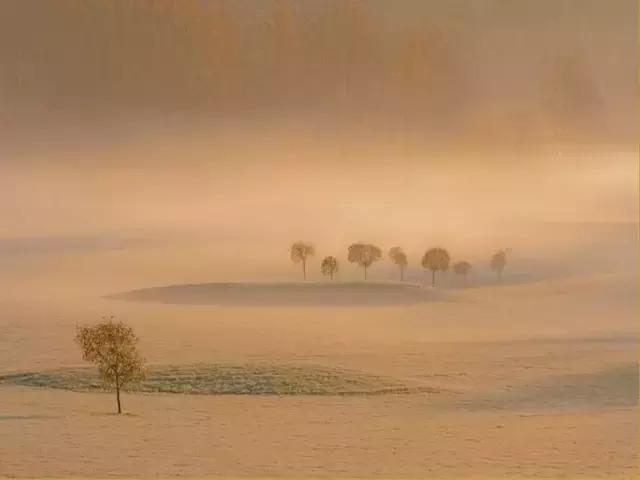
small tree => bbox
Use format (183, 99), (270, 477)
(290, 242), (315, 280)
(388, 247), (408, 281)
(75, 317), (146, 414)
(320, 256), (339, 280)
(421, 247), (451, 286)
(348, 243), (382, 280)
(490, 249), (508, 282)
(453, 260), (472, 283)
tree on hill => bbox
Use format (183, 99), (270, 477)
(453, 260), (472, 283)
(290, 242), (315, 280)
(490, 249), (508, 282)
(320, 256), (339, 280)
(388, 246), (408, 281)
(75, 317), (146, 414)
(421, 247), (451, 286)
(348, 242), (382, 280)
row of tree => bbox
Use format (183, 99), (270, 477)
(291, 242), (509, 286)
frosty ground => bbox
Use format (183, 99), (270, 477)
(0, 268), (637, 477)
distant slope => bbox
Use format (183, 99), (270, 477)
(107, 281), (446, 307)
(458, 272), (638, 309)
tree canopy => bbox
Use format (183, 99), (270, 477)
(421, 247), (451, 286)
(75, 317), (146, 414)
(320, 256), (339, 280)
(348, 243), (382, 280)
(290, 242), (315, 280)
(388, 246), (408, 281)
(490, 249), (508, 281)
(453, 260), (472, 280)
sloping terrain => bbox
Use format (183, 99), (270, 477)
(0, 264), (636, 477)
(108, 281), (445, 307)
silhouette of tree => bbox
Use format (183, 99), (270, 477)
(421, 247), (450, 286)
(348, 242), (382, 280)
(490, 249), (508, 282)
(388, 246), (408, 281)
(320, 256), (339, 280)
(290, 242), (315, 280)
(75, 317), (146, 414)
(453, 260), (472, 283)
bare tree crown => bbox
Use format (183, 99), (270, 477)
(421, 247), (451, 272)
(453, 261), (472, 275)
(75, 317), (146, 413)
(321, 256), (339, 278)
(388, 247), (408, 266)
(348, 243), (382, 268)
(290, 242), (315, 263)
(490, 249), (508, 272)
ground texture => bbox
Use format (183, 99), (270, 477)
(0, 274), (637, 477)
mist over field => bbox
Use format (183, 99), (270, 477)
(0, 0), (637, 478)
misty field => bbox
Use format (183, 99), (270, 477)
(0, 253), (637, 477)
(1, 0), (637, 476)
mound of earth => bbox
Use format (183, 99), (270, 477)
(106, 281), (445, 306)
(0, 363), (445, 396)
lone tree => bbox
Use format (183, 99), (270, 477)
(421, 247), (451, 286)
(290, 242), (315, 280)
(453, 260), (472, 283)
(348, 243), (382, 280)
(320, 256), (339, 280)
(490, 249), (509, 282)
(388, 247), (408, 281)
(75, 317), (146, 414)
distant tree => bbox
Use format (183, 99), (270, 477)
(421, 247), (451, 286)
(490, 249), (508, 282)
(388, 246), (408, 281)
(75, 317), (146, 414)
(348, 243), (382, 280)
(290, 242), (315, 280)
(320, 256), (339, 280)
(453, 260), (472, 283)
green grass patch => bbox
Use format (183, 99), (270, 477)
(0, 363), (433, 396)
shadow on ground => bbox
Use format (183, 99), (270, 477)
(106, 281), (449, 307)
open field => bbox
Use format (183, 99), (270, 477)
(0, 265), (637, 477)
(1, 0), (637, 476)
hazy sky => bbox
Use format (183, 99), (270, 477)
(0, 0), (637, 242)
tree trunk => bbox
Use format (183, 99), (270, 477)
(431, 269), (436, 286)
(330, 270), (333, 280)
(116, 385), (122, 414)
(497, 269), (502, 283)
(364, 265), (367, 280)
(302, 260), (306, 280)
(400, 265), (404, 281)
